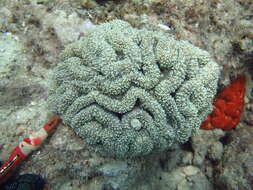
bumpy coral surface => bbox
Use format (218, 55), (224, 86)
(48, 20), (220, 158)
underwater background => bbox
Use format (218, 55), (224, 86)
(0, 0), (252, 190)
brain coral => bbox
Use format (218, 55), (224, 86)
(48, 19), (220, 158)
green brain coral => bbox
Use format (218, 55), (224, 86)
(48, 19), (220, 158)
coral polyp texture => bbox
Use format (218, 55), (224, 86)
(48, 20), (220, 158)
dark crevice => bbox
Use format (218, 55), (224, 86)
(137, 39), (142, 47)
(219, 133), (232, 146)
(138, 66), (144, 74)
(170, 91), (176, 97)
(181, 138), (194, 152)
(152, 38), (158, 59)
(135, 98), (142, 107)
(156, 61), (161, 71)
(115, 50), (124, 61)
(144, 108), (155, 120)
(114, 112), (124, 120)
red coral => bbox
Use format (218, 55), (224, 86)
(200, 76), (246, 130)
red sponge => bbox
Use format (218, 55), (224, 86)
(200, 76), (246, 130)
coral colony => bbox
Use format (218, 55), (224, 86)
(48, 20), (220, 158)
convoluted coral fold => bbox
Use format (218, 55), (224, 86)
(48, 20), (220, 158)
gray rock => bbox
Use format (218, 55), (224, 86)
(191, 129), (225, 165)
(215, 124), (253, 190)
(160, 165), (213, 190)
